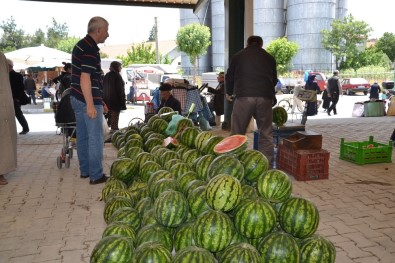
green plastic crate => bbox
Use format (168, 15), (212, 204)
(340, 136), (393, 165)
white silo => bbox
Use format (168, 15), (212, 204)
(211, 0), (225, 70)
(254, 0), (286, 45)
(286, 0), (336, 71)
(336, 0), (348, 20)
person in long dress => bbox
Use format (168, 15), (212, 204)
(305, 74), (320, 116)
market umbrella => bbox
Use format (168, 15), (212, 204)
(5, 44), (71, 67)
(27, 58), (71, 72)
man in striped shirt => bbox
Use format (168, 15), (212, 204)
(70, 16), (109, 185)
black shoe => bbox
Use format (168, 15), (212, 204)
(334, 113), (337, 115)
(80, 174), (89, 179)
(89, 174), (108, 185)
(327, 113), (331, 116)
(19, 130), (29, 135)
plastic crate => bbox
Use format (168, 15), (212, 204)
(340, 136), (393, 165)
(277, 144), (330, 181)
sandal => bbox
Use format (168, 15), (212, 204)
(0, 175), (8, 185)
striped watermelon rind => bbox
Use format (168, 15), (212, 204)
(173, 246), (216, 263)
(154, 190), (188, 228)
(257, 169), (292, 203)
(258, 232), (300, 263)
(217, 242), (261, 263)
(90, 235), (133, 263)
(205, 174), (242, 212)
(300, 234), (336, 263)
(131, 241), (172, 263)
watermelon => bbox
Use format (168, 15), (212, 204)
(181, 149), (203, 164)
(140, 209), (157, 227)
(218, 242), (261, 263)
(135, 152), (158, 169)
(135, 224), (173, 251)
(154, 190), (188, 228)
(101, 179), (127, 202)
(205, 174), (242, 212)
(149, 178), (179, 199)
(147, 132), (165, 141)
(238, 149), (269, 182)
(300, 234), (336, 263)
(106, 189), (134, 203)
(151, 118), (168, 134)
(258, 232), (300, 263)
(108, 207), (141, 232)
(184, 179), (206, 197)
(179, 127), (200, 148)
(193, 210), (234, 252)
(124, 139), (144, 153)
(233, 198), (277, 238)
(194, 131), (213, 150)
(159, 151), (179, 166)
(104, 196), (134, 224)
(158, 106), (174, 115)
(272, 106), (288, 126)
(111, 130), (124, 145)
(163, 158), (183, 171)
(173, 222), (195, 252)
(146, 114), (161, 129)
(131, 241), (172, 263)
(169, 162), (193, 179)
(241, 184), (258, 200)
(144, 138), (163, 152)
(201, 135), (224, 154)
(126, 133), (143, 142)
(279, 197), (320, 239)
(160, 111), (177, 122)
(128, 181), (149, 201)
(187, 185), (211, 217)
(147, 170), (174, 191)
(213, 134), (248, 156)
(207, 154), (245, 181)
(257, 169), (292, 203)
(173, 246), (216, 263)
(102, 222), (136, 244)
(90, 236), (133, 263)
(135, 197), (153, 216)
(139, 161), (162, 182)
(195, 154), (215, 181)
(110, 158), (139, 186)
(177, 171), (198, 193)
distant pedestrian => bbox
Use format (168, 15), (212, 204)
(226, 35), (277, 167)
(321, 88), (331, 112)
(206, 71), (225, 126)
(327, 70), (342, 116)
(103, 61), (126, 132)
(24, 73), (37, 105)
(291, 80), (304, 113)
(7, 58), (30, 135)
(369, 82), (380, 101)
(0, 52), (17, 185)
(305, 74), (320, 116)
(70, 16), (109, 185)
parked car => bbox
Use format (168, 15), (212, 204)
(341, 78), (370, 95)
(309, 71), (327, 92)
(382, 81), (395, 97)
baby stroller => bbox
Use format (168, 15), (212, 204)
(55, 88), (76, 169)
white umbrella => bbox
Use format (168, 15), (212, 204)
(5, 44), (71, 66)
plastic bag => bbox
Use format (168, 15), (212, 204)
(102, 114), (110, 140)
(198, 112), (212, 131)
(164, 114), (184, 137)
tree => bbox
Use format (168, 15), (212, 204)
(117, 42), (170, 66)
(56, 37), (79, 54)
(375, 32), (395, 62)
(356, 46), (391, 69)
(28, 29), (46, 47)
(321, 14), (372, 70)
(176, 23), (211, 81)
(45, 18), (69, 48)
(266, 37), (298, 75)
(0, 16), (26, 51)
(148, 24), (156, 42)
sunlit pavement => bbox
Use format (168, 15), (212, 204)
(0, 96), (394, 263)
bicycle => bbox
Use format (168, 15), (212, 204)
(277, 96), (305, 113)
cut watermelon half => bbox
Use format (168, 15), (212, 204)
(213, 135), (248, 156)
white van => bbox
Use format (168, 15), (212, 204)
(121, 68), (151, 102)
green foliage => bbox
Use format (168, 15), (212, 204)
(375, 32), (395, 62)
(56, 37), (79, 54)
(148, 24), (156, 42)
(28, 29), (46, 48)
(356, 46), (391, 69)
(266, 37), (298, 75)
(341, 66), (392, 83)
(117, 42), (171, 66)
(0, 16), (26, 51)
(176, 23), (211, 80)
(321, 14), (372, 70)
(45, 18), (69, 48)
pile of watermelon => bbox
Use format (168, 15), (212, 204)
(90, 107), (336, 263)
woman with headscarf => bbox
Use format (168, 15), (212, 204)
(103, 61), (126, 132)
(305, 74), (320, 116)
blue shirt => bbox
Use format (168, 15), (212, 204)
(71, 34), (103, 105)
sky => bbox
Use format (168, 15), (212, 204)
(0, 0), (394, 46)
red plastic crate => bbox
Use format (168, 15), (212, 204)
(277, 144), (330, 181)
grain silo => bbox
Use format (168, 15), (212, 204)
(211, 0), (225, 70)
(336, 0), (348, 20)
(254, 0), (286, 46)
(286, 0), (336, 71)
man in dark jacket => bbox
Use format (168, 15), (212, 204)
(327, 70), (342, 116)
(226, 35), (277, 166)
(207, 71), (225, 126)
(7, 59), (30, 135)
(369, 82), (380, 101)
(53, 62), (72, 99)
(103, 61), (126, 131)
(157, 83), (182, 114)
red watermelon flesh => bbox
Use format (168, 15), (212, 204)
(213, 135), (248, 155)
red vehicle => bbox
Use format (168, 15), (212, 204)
(309, 72), (327, 92)
(341, 78), (370, 95)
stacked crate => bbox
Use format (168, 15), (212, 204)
(277, 131), (330, 181)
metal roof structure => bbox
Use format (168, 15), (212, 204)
(23, 0), (208, 12)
